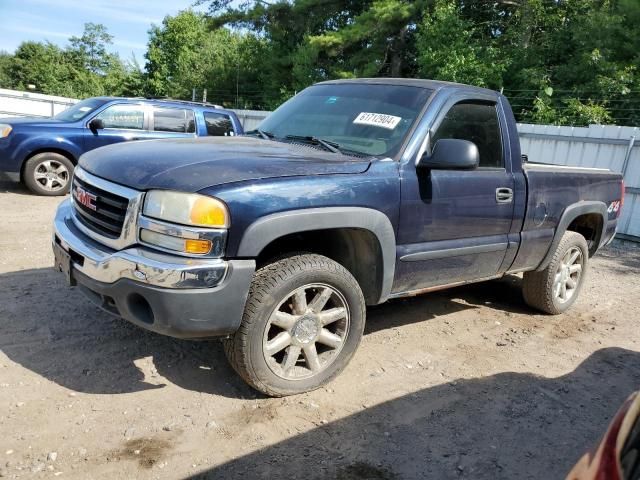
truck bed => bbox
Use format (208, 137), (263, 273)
(508, 161), (622, 272)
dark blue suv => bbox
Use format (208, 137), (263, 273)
(0, 97), (243, 195)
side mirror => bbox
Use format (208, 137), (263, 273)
(418, 138), (479, 170)
(88, 118), (104, 131)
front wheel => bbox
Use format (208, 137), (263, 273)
(23, 152), (74, 196)
(523, 231), (589, 315)
(224, 254), (366, 397)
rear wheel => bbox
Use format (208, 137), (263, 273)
(23, 152), (73, 196)
(224, 254), (366, 397)
(523, 231), (589, 314)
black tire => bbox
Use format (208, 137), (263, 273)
(23, 152), (74, 196)
(522, 231), (589, 315)
(224, 254), (366, 397)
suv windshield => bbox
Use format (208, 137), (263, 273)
(54, 98), (109, 122)
(257, 83), (433, 157)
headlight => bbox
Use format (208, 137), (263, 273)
(0, 124), (12, 138)
(143, 191), (229, 228)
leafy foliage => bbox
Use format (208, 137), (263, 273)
(68, 23), (115, 75)
(0, 1), (638, 125)
(202, 0), (639, 125)
(145, 10), (267, 108)
(416, 1), (506, 88)
(0, 23), (143, 99)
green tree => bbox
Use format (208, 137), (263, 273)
(0, 51), (12, 88)
(145, 10), (267, 107)
(68, 23), (116, 75)
(204, 1), (433, 106)
(118, 56), (147, 97)
(146, 11), (209, 98)
(499, 0), (640, 125)
(306, 0), (431, 79)
(8, 41), (78, 96)
(3, 23), (146, 100)
(416, 1), (507, 88)
(2, 1), (639, 125)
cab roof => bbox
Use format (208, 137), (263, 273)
(317, 78), (498, 97)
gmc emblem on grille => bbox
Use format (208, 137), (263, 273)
(73, 185), (97, 211)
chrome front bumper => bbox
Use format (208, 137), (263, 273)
(53, 199), (228, 289)
(52, 199), (256, 338)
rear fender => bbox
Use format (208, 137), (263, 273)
(536, 201), (608, 271)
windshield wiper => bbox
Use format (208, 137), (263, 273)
(284, 135), (343, 154)
(246, 129), (275, 140)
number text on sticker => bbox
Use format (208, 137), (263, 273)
(353, 112), (402, 130)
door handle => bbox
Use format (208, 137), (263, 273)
(496, 188), (513, 203)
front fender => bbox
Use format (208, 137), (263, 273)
(237, 207), (397, 303)
(14, 135), (82, 168)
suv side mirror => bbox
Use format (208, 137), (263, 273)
(88, 118), (104, 131)
(418, 138), (479, 170)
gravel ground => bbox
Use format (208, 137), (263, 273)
(1, 173), (639, 480)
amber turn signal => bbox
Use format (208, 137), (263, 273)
(185, 239), (213, 255)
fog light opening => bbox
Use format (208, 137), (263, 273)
(127, 293), (154, 325)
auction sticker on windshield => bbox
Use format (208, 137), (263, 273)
(353, 112), (402, 130)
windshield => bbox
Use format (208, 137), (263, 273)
(257, 83), (433, 157)
(54, 98), (109, 122)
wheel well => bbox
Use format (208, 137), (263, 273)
(567, 213), (603, 256)
(255, 228), (384, 305)
(20, 148), (77, 181)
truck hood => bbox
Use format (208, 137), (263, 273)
(79, 136), (372, 192)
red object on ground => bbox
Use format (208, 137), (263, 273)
(567, 392), (640, 480)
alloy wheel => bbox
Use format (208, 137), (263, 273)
(263, 283), (350, 380)
(553, 246), (583, 304)
(33, 160), (69, 192)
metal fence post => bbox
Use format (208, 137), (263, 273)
(621, 135), (636, 179)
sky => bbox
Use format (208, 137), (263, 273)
(0, 0), (209, 63)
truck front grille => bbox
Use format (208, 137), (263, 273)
(72, 175), (129, 238)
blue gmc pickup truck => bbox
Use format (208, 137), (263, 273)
(52, 79), (624, 396)
(0, 97), (242, 195)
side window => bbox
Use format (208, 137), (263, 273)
(95, 104), (144, 130)
(153, 108), (195, 133)
(203, 112), (234, 136)
(432, 101), (503, 168)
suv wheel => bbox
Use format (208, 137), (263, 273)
(23, 152), (74, 196)
(522, 231), (589, 314)
(224, 254), (366, 397)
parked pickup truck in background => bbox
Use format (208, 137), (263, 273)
(0, 97), (243, 195)
(52, 78), (624, 396)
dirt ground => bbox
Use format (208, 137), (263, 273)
(1, 173), (639, 480)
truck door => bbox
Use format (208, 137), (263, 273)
(393, 98), (515, 294)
